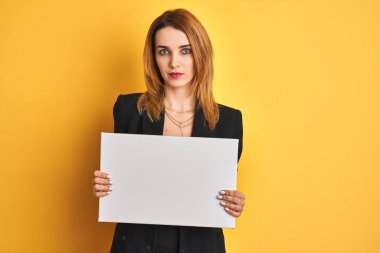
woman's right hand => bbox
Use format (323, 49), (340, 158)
(92, 170), (112, 197)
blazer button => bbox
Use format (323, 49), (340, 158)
(122, 235), (126, 241)
(146, 244), (152, 251)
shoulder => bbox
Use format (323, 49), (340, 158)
(215, 103), (243, 160)
(113, 93), (143, 133)
(113, 92), (142, 121)
(217, 103), (242, 122)
(115, 93), (142, 107)
(212, 102), (243, 135)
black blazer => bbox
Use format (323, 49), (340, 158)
(110, 93), (243, 253)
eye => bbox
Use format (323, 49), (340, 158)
(158, 49), (169, 55)
(181, 48), (192, 54)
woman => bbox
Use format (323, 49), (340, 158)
(93, 8), (246, 253)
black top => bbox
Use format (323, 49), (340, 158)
(109, 93), (243, 253)
(155, 225), (179, 253)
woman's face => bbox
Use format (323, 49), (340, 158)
(155, 26), (194, 90)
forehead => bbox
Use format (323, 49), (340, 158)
(155, 26), (190, 47)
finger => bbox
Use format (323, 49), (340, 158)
(219, 201), (244, 212)
(217, 194), (244, 205)
(94, 184), (112, 192)
(94, 191), (110, 198)
(94, 170), (111, 179)
(221, 190), (245, 199)
(93, 177), (113, 185)
(223, 207), (241, 217)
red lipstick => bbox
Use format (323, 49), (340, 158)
(169, 72), (183, 79)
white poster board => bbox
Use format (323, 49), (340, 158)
(98, 132), (238, 228)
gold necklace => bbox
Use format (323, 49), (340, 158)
(165, 110), (194, 136)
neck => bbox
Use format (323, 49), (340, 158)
(164, 85), (195, 112)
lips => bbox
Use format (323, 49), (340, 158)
(169, 72), (183, 78)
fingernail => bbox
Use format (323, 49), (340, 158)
(109, 187), (113, 191)
(107, 175), (111, 179)
(219, 190), (225, 195)
(225, 207), (230, 211)
(109, 180), (113, 184)
(217, 195), (223, 200)
(220, 201), (226, 206)
(106, 192), (110, 195)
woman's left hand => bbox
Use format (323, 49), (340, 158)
(217, 190), (246, 217)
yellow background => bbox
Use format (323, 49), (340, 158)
(0, 0), (379, 252)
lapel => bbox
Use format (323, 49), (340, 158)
(141, 110), (165, 136)
(141, 106), (214, 137)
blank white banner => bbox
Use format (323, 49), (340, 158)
(99, 132), (238, 228)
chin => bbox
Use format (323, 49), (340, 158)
(165, 80), (192, 89)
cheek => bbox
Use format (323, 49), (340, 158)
(155, 57), (166, 74)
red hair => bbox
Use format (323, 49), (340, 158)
(137, 8), (219, 130)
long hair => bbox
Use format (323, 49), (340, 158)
(137, 8), (219, 130)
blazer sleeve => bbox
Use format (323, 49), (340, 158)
(233, 109), (243, 162)
(113, 95), (124, 133)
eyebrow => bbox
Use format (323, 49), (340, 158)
(157, 44), (191, 49)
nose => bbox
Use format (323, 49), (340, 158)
(169, 52), (180, 69)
